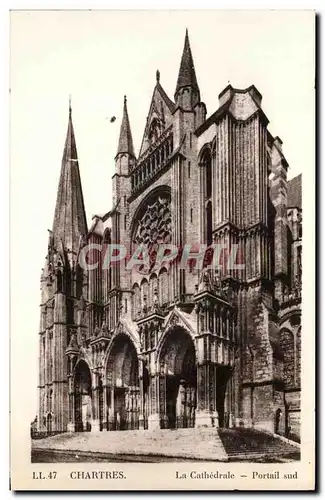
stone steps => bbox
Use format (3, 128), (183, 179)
(218, 428), (300, 460)
(32, 427), (300, 462)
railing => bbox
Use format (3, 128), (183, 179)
(134, 301), (171, 322)
(130, 133), (173, 197)
(281, 286), (301, 306)
(136, 125), (173, 165)
(31, 430), (66, 440)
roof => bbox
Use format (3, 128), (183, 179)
(138, 79), (175, 159)
(195, 99), (232, 136)
(156, 82), (175, 113)
(287, 174), (302, 209)
(52, 105), (88, 256)
(175, 29), (200, 96)
(116, 96), (135, 157)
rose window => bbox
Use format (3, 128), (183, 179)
(133, 196), (172, 253)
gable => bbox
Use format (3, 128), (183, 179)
(164, 307), (196, 335)
(138, 83), (175, 159)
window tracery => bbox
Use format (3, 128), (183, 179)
(148, 118), (161, 144)
(133, 195), (172, 253)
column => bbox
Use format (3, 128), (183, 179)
(67, 356), (75, 432)
(190, 386), (196, 428)
(108, 386), (115, 430)
(67, 387), (75, 432)
(139, 376), (145, 430)
(125, 389), (130, 430)
(37, 335), (45, 432)
(195, 333), (218, 428)
(158, 375), (167, 429)
(91, 374), (100, 432)
(176, 381), (186, 428)
(228, 373), (235, 428)
(138, 358), (146, 430)
(148, 375), (160, 429)
(102, 383), (108, 430)
(136, 387), (141, 430)
(196, 362), (214, 427)
(67, 369), (75, 433)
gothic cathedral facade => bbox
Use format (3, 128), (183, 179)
(36, 31), (302, 439)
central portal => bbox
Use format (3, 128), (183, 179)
(159, 328), (196, 429)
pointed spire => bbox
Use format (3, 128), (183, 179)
(116, 95), (135, 158)
(62, 96), (77, 164)
(52, 101), (88, 257)
(175, 29), (200, 98)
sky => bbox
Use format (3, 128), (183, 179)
(10, 10), (315, 421)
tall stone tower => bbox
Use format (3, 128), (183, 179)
(37, 102), (88, 434)
(110, 95), (136, 325)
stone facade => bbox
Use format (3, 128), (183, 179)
(36, 31), (302, 439)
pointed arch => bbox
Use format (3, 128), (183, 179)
(156, 325), (197, 429)
(161, 333), (194, 377)
(198, 143), (212, 163)
(148, 117), (162, 144)
(156, 321), (197, 367)
(140, 277), (149, 312)
(199, 147), (212, 200)
(199, 144), (213, 246)
(103, 323), (141, 372)
(104, 330), (140, 431)
(132, 283), (140, 320)
(149, 273), (158, 308)
(73, 359), (93, 432)
(158, 267), (169, 306)
(73, 358), (93, 386)
(206, 200), (213, 246)
(105, 333), (139, 387)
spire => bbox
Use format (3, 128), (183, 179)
(52, 101), (88, 257)
(175, 29), (200, 99)
(116, 95), (135, 158)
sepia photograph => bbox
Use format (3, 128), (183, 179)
(10, 9), (315, 490)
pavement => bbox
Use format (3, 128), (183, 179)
(31, 427), (300, 463)
(32, 427), (228, 462)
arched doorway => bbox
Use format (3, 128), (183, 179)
(159, 328), (197, 429)
(275, 408), (283, 434)
(74, 360), (92, 432)
(106, 334), (140, 431)
(215, 365), (232, 428)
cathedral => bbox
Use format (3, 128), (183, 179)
(36, 31), (302, 440)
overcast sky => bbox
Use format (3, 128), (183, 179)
(10, 10), (314, 420)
